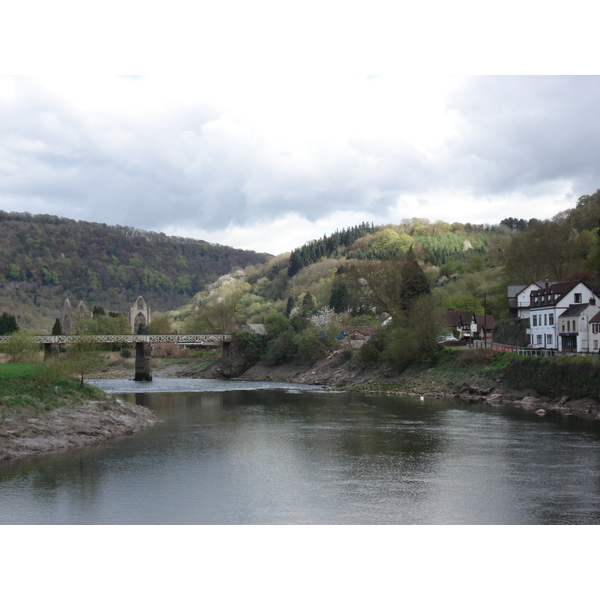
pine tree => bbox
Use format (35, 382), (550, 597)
(399, 246), (430, 312)
(0, 312), (19, 335)
(52, 318), (62, 335)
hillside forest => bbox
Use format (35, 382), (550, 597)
(0, 211), (269, 330)
(3, 190), (600, 370)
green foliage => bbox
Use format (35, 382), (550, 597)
(399, 247), (430, 311)
(443, 293), (484, 314)
(51, 318), (62, 335)
(4, 330), (39, 363)
(288, 222), (376, 276)
(0, 363), (102, 410)
(147, 314), (174, 334)
(0, 312), (19, 335)
(0, 210), (270, 316)
(502, 355), (600, 399)
(55, 344), (104, 388)
(233, 331), (268, 360)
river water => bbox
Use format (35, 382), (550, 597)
(2, 378), (600, 524)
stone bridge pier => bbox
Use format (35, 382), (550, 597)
(134, 342), (153, 381)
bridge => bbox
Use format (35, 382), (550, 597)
(0, 334), (232, 382)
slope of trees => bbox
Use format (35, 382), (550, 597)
(0, 211), (270, 319)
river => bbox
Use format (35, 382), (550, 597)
(1, 378), (600, 524)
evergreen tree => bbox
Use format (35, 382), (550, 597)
(399, 247), (430, 312)
(329, 282), (348, 313)
(52, 318), (62, 335)
(301, 292), (315, 315)
(0, 312), (19, 335)
(285, 296), (296, 318)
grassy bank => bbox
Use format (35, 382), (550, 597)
(342, 348), (600, 401)
(0, 363), (104, 414)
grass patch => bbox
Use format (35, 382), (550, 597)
(0, 363), (104, 414)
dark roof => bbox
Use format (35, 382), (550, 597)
(446, 309), (475, 327)
(476, 315), (496, 331)
(529, 280), (592, 308)
(589, 310), (600, 324)
(558, 304), (590, 318)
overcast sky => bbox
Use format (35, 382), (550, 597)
(1, 2), (598, 255)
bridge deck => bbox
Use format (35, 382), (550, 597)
(0, 334), (232, 344)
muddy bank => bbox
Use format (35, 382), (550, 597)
(238, 350), (600, 420)
(0, 398), (159, 461)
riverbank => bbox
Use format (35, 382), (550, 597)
(238, 348), (600, 420)
(0, 363), (159, 461)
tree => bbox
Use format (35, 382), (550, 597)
(0, 312), (19, 335)
(57, 343), (104, 388)
(328, 281), (349, 313)
(4, 330), (39, 363)
(399, 247), (430, 312)
(147, 314), (174, 334)
(443, 293), (484, 315)
(343, 258), (405, 321)
(51, 318), (63, 335)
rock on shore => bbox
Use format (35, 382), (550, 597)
(0, 398), (159, 461)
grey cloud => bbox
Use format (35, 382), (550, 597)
(2, 76), (600, 237)
(444, 76), (600, 199)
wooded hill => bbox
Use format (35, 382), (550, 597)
(0, 211), (270, 331)
(173, 188), (600, 338)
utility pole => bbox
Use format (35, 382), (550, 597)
(484, 292), (487, 349)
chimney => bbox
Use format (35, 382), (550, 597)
(591, 297), (596, 306)
(545, 279), (549, 290)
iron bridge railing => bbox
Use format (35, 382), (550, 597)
(0, 334), (232, 344)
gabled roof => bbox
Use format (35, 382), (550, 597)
(476, 315), (496, 331)
(529, 280), (595, 308)
(588, 310), (600, 324)
(558, 304), (590, 318)
(446, 309), (475, 327)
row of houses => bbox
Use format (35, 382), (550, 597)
(508, 279), (600, 353)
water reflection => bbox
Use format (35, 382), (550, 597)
(2, 382), (600, 524)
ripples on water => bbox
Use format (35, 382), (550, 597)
(2, 379), (600, 525)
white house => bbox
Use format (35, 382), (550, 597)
(588, 310), (600, 353)
(557, 302), (599, 353)
(528, 280), (600, 350)
(508, 282), (545, 320)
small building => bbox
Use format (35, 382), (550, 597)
(475, 314), (496, 342)
(557, 302), (599, 353)
(508, 282), (546, 320)
(445, 309), (477, 340)
(243, 324), (267, 335)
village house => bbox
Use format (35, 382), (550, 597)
(556, 301), (599, 353)
(508, 282), (546, 320)
(528, 280), (600, 351)
(445, 309), (477, 340)
(588, 310), (600, 353)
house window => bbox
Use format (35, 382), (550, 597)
(533, 315), (537, 326)
(567, 321), (570, 332)
(573, 320), (576, 331)
(549, 314), (554, 326)
(547, 334), (553, 345)
(575, 293), (582, 303)
(595, 340), (599, 350)
(562, 322), (565, 332)
(544, 314), (547, 326)
(594, 324), (599, 334)
(537, 335), (543, 345)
